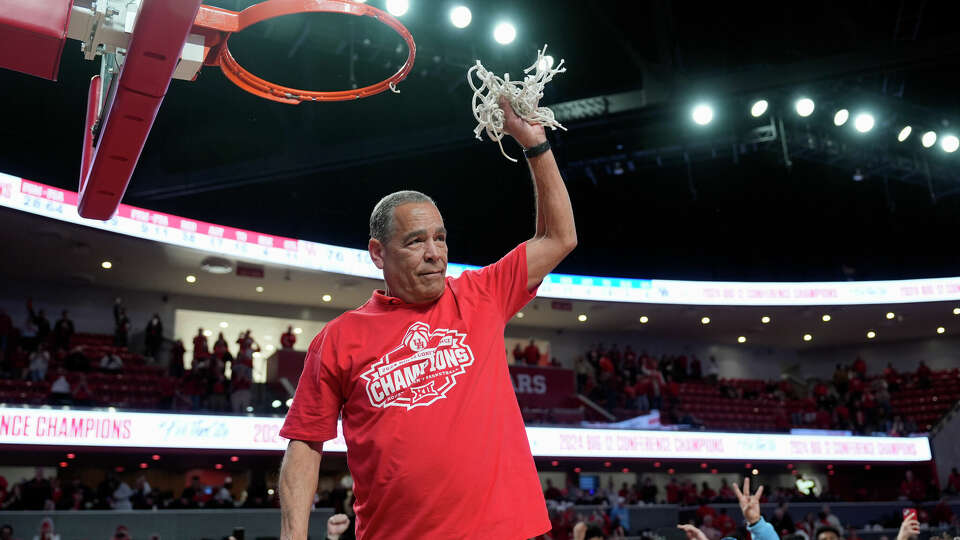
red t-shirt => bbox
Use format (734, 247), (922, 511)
(280, 244), (550, 540)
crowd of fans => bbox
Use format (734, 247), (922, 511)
(0, 467), (276, 514)
(573, 343), (950, 435)
(0, 299), (304, 415)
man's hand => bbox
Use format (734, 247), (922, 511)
(498, 96), (546, 149)
(327, 513), (349, 540)
(732, 477), (764, 525)
(896, 517), (920, 540)
(678, 524), (709, 540)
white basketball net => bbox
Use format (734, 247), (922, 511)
(468, 44), (567, 162)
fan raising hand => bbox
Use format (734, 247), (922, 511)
(732, 477), (765, 525)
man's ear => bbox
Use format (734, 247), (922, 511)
(368, 238), (385, 270)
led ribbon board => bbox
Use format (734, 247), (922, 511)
(3, 173), (960, 306)
(0, 407), (932, 461)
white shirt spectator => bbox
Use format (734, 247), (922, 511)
(100, 353), (123, 371)
(112, 481), (134, 510)
(50, 376), (71, 394)
(29, 350), (50, 372)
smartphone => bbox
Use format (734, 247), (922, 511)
(903, 508), (918, 522)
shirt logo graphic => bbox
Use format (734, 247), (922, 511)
(360, 322), (475, 410)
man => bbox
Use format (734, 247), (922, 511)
(278, 98), (576, 539)
(52, 311), (74, 351)
(281, 326), (297, 350)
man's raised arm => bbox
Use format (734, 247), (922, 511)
(499, 97), (577, 290)
(279, 439), (323, 540)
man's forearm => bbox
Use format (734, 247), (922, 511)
(528, 148), (576, 245)
(280, 439), (323, 540)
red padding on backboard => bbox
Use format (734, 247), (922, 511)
(0, 0), (72, 81)
(78, 0), (203, 220)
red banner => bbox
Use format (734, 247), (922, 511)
(509, 366), (576, 408)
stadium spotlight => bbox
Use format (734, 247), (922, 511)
(761, 316), (771, 324)
(867, 330), (876, 339)
(854, 113), (875, 133)
(941, 134), (959, 153)
(516, 312), (524, 318)
(293, 327), (303, 334)
(577, 314), (588, 322)
(255, 286), (264, 293)
(833, 109), (849, 126)
(795, 98), (815, 117)
(286, 398), (294, 407)
(937, 326), (946, 334)
(886, 311), (896, 319)
(897, 126), (912, 142)
(802, 333), (813, 342)
(449, 5), (471, 28)
(953, 307), (960, 315)
(700, 316), (711, 325)
(271, 400), (281, 408)
(385, 0), (409, 16)
(493, 22), (516, 44)
(101, 260), (112, 269)
(737, 336), (747, 343)
(921, 131), (937, 148)
(538, 55), (555, 71)
(185, 275), (197, 283)
(692, 104), (714, 125)
(639, 316), (649, 324)
(322, 294), (333, 302)
(750, 100), (768, 117)
(821, 314), (831, 322)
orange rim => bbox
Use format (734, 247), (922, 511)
(194, 0), (416, 104)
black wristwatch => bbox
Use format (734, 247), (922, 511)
(523, 140), (551, 159)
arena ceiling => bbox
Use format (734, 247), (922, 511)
(2, 0), (960, 281)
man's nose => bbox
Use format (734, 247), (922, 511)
(423, 239), (440, 261)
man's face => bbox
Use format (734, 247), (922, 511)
(369, 202), (448, 304)
(1, 526), (12, 539)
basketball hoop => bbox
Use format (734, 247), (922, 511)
(192, 0), (416, 104)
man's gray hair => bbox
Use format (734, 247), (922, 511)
(369, 190), (436, 244)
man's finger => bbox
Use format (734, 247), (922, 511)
(753, 485), (764, 501)
(743, 476), (750, 495)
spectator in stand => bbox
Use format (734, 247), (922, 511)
(281, 326), (297, 350)
(0, 308), (13, 359)
(231, 364), (253, 413)
(48, 369), (71, 405)
(181, 476), (205, 508)
(512, 343), (524, 364)
(884, 362), (901, 392)
(898, 471), (925, 501)
(815, 525), (842, 540)
(690, 356), (702, 379)
(130, 476), (152, 510)
(852, 356), (867, 379)
(666, 477), (680, 504)
(170, 339), (185, 377)
(945, 467), (960, 495)
(544, 479), (563, 501)
(144, 313), (163, 359)
(21, 469), (52, 511)
(111, 478), (134, 510)
(772, 504), (795, 536)
(524, 339), (541, 366)
(51, 311), (74, 352)
(112, 299), (130, 348)
(110, 525), (130, 540)
(896, 514), (920, 540)
(193, 329), (209, 362)
(833, 364), (849, 396)
(28, 343), (50, 381)
(213, 332), (229, 357)
(99, 351), (123, 371)
(31, 517), (59, 540)
(705, 356), (719, 383)
(819, 505), (842, 533)
(700, 481), (716, 503)
(0, 524), (18, 540)
(916, 361), (932, 389)
(717, 479), (735, 502)
(213, 477), (234, 508)
(26, 300), (50, 346)
(639, 478), (657, 504)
